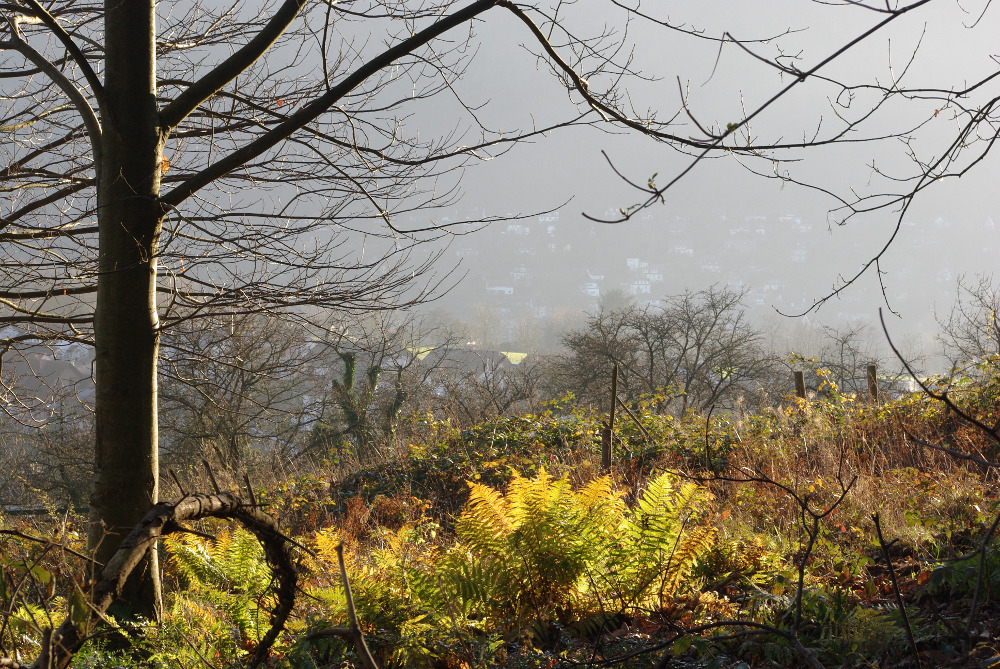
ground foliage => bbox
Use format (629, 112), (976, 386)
(4, 374), (1000, 667)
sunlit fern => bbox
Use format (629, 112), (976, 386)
(164, 528), (273, 643)
(445, 468), (715, 639)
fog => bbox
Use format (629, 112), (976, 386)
(364, 0), (1000, 368)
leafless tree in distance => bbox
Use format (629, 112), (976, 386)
(937, 274), (1000, 373)
(553, 286), (777, 413)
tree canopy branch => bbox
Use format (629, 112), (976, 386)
(17, 0), (105, 107)
(159, 0), (308, 130)
(160, 0), (499, 208)
(0, 24), (102, 171)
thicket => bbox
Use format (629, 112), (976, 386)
(4, 366), (1000, 668)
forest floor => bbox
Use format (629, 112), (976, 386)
(4, 378), (1000, 668)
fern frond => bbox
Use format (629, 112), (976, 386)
(605, 472), (718, 608)
(312, 528), (344, 565)
(164, 534), (225, 588)
(456, 482), (512, 554)
(661, 525), (718, 595)
(215, 529), (269, 597)
(163, 528), (273, 643)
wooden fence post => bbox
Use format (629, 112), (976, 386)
(794, 371), (806, 399)
(867, 363), (878, 402)
(601, 363), (618, 473)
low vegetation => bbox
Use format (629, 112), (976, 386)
(4, 365), (1000, 668)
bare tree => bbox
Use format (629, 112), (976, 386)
(19, 400), (94, 509)
(937, 274), (1000, 373)
(0, 341), (93, 510)
(552, 286), (776, 413)
(161, 311), (461, 474)
(0, 425), (30, 507)
(158, 313), (322, 474)
(302, 313), (461, 465)
(426, 349), (543, 425)
(1, 0), (722, 615)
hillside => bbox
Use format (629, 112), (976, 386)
(4, 372), (1000, 668)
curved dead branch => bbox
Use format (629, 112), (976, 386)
(0, 492), (297, 669)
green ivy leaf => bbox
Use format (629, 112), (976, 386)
(69, 585), (91, 632)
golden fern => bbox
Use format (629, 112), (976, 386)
(375, 469), (717, 647)
(456, 481), (512, 555)
(164, 528), (272, 641)
(576, 475), (624, 518)
(311, 527), (344, 566)
(660, 524), (718, 597)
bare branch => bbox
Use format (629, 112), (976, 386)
(0, 24), (102, 171)
(161, 0), (500, 207)
(160, 0), (308, 130)
(16, 0), (104, 107)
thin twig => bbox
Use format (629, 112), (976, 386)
(335, 543), (379, 669)
(202, 460), (222, 494)
(168, 469), (186, 497)
(873, 514), (921, 668)
(0, 530), (97, 564)
(243, 473), (257, 507)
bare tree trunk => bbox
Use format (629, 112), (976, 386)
(89, 0), (164, 619)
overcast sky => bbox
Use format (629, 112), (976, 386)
(381, 1), (994, 333)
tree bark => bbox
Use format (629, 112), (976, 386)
(89, 0), (164, 619)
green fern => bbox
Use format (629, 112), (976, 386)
(164, 528), (273, 643)
(618, 475), (717, 606)
(445, 469), (716, 641)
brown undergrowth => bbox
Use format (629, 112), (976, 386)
(4, 377), (1000, 668)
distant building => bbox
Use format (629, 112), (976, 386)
(509, 265), (529, 281)
(629, 280), (652, 295)
(485, 282), (514, 296)
(642, 267), (665, 281)
(698, 257), (720, 273)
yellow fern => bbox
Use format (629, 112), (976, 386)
(660, 525), (718, 598)
(443, 468), (716, 641)
(457, 481), (513, 554)
(312, 527), (344, 565)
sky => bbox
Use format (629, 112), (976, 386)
(381, 0), (1000, 348)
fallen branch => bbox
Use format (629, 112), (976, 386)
(0, 492), (298, 669)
